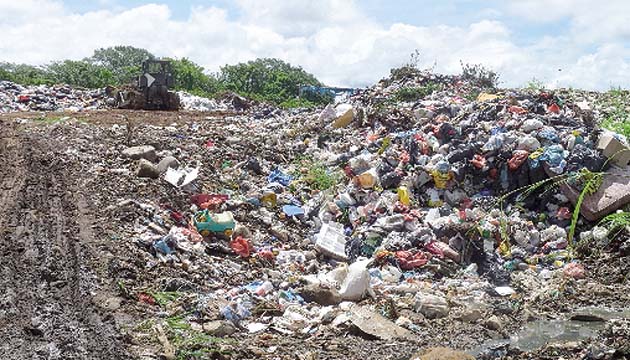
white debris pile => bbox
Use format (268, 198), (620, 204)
(176, 91), (228, 111)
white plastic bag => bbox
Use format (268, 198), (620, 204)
(338, 259), (372, 301)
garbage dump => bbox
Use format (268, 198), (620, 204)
(0, 68), (629, 360)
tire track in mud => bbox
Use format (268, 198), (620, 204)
(0, 124), (128, 359)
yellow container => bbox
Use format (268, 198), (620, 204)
(397, 186), (411, 206)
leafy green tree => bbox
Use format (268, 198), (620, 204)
(47, 60), (114, 88)
(0, 62), (55, 85)
(168, 58), (222, 95)
(88, 46), (155, 84)
(0, 65), (12, 82)
(219, 58), (324, 104)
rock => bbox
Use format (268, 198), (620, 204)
(232, 225), (251, 239)
(318, 104), (336, 125)
(270, 226), (289, 242)
(484, 315), (502, 331)
(349, 306), (415, 340)
(598, 132), (630, 167)
(331, 104), (354, 128)
(157, 156), (179, 173)
(414, 293), (449, 319)
(122, 145), (156, 162)
(101, 296), (123, 311)
(299, 283), (342, 306)
(137, 159), (160, 178)
(459, 308), (483, 323)
(203, 320), (237, 337)
(549, 165), (630, 221)
(411, 347), (474, 360)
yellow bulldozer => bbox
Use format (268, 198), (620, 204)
(106, 60), (180, 111)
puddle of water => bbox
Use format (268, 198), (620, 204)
(468, 307), (629, 357)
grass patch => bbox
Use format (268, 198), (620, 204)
(292, 156), (342, 191)
(33, 115), (69, 124)
(393, 82), (442, 102)
(165, 314), (192, 331)
(161, 314), (236, 360)
(150, 291), (183, 307)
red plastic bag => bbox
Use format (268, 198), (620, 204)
(425, 241), (460, 262)
(138, 292), (155, 305)
(508, 150), (529, 170)
(395, 250), (429, 270)
(190, 194), (229, 210)
(230, 236), (252, 258)
(548, 103), (561, 114)
(508, 106), (527, 114)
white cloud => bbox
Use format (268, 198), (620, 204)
(0, 0), (628, 90)
(505, 0), (630, 43)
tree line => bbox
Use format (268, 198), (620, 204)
(0, 46), (333, 107)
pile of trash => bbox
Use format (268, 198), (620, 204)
(11, 68), (630, 358)
(0, 80), (259, 113)
(0, 80), (106, 112)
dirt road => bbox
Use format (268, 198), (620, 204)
(0, 121), (128, 359)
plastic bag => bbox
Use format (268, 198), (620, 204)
(338, 259), (372, 301)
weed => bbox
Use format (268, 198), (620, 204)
(493, 168), (605, 249)
(568, 169), (603, 245)
(389, 50), (423, 82)
(597, 87), (630, 139)
(161, 314), (236, 360)
(166, 315), (192, 331)
(598, 211), (630, 239)
(526, 78), (545, 91)
(150, 291), (183, 307)
(292, 157), (342, 191)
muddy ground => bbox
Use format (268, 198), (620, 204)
(0, 111), (628, 360)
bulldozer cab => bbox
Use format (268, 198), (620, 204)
(139, 60), (174, 89)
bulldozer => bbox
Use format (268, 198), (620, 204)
(106, 60), (180, 111)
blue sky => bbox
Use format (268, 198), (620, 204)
(1, 0), (629, 89)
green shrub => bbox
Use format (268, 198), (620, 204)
(599, 88), (630, 139)
(460, 61), (499, 89)
(394, 82), (442, 102)
(279, 97), (317, 109)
